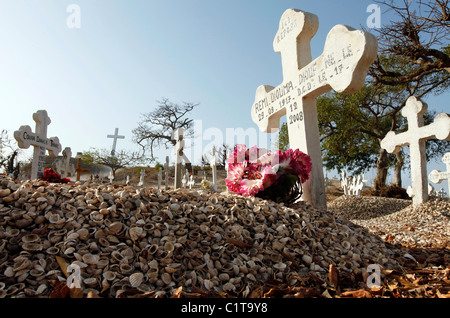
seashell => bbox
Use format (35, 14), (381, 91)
(129, 227), (144, 241)
(161, 272), (172, 285)
(223, 282), (236, 292)
(342, 240), (351, 250)
(46, 246), (60, 255)
(129, 272), (144, 287)
(4, 267), (14, 278)
(0, 188), (11, 197)
(66, 232), (79, 241)
(164, 263), (181, 273)
(82, 253), (100, 265)
(83, 277), (98, 288)
(163, 241), (174, 253)
(77, 228), (90, 240)
(203, 279), (214, 290)
(103, 271), (117, 281)
(120, 263), (134, 274)
(64, 247), (76, 255)
(302, 254), (312, 265)
(273, 262), (287, 272)
(22, 234), (40, 243)
(109, 222), (124, 234)
(35, 284), (47, 295)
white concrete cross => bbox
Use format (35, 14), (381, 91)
(108, 171), (114, 184)
(350, 174), (366, 196)
(381, 96), (450, 205)
(429, 152), (450, 192)
(250, 9), (377, 208)
(14, 110), (62, 180)
(341, 171), (350, 195)
(188, 174), (195, 189)
(138, 168), (145, 186)
(157, 167), (162, 190)
(172, 128), (190, 189)
(210, 148), (218, 192)
(107, 128), (125, 157)
(182, 170), (189, 188)
(58, 147), (75, 178)
(164, 156), (169, 189)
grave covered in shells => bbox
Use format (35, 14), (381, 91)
(0, 176), (405, 298)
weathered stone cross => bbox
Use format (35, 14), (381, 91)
(251, 9), (378, 208)
(59, 147), (74, 178)
(107, 128), (125, 157)
(429, 152), (450, 189)
(381, 96), (450, 205)
(14, 110), (62, 180)
(172, 128), (189, 189)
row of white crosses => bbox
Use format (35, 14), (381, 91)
(341, 171), (367, 196)
(251, 9), (378, 208)
(380, 96), (450, 205)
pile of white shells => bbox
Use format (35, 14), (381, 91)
(329, 195), (450, 248)
(0, 176), (405, 298)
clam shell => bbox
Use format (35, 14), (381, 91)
(82, 253), (100, 265)
(109, 222), (124, 234)
(129, 272), (144, 288)
(103, 271), (117, 281)
(22, 234), (40, 243)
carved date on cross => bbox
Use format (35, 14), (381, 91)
(250, 9), (377, 208)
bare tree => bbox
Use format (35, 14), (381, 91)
(369, 0), (450, 88)
(132, 98), (199, 162)
(0, 130), (22, 178)
(82, 148), (147, 178)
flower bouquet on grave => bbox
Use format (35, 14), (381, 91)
(41, 168), (70, 184)
(225, 145), (311, 205)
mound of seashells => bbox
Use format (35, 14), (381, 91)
(0, 176), (404, 298)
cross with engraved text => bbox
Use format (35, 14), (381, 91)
(251, 9), (378, 208)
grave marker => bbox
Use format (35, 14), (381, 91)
(57, 147), (75, 179)
(172, 128), (189, 189)
(210, 148), (218, 192)
(157, 167), (162, 189)
(14, 110), (62, 179)
(188, 174), (195, 189)
(75, 154), (90, 182)
(429, 152), (450, 191)
(108, 171), (114, 184)
(380, 96), (450, 205)
(138, 169), (145, 186)
(164, 156), (169, 189)
(251, 9), (377, 208)
(107, 128), (125, 157)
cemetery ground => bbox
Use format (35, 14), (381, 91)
(0, 167), (449, 300)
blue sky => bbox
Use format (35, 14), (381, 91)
(0, 0), (448, 192)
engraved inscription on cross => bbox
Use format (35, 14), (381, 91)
(381, 96), (450, 205)
(14, 110), (62, 180)
(251, 9), (378, 208)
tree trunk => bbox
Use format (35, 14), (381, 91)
(392, 152), (404, 187)
(374, 148), (389, 191)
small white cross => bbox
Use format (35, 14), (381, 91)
(381, 96), (450, 205)
(107, 128), (125, 157)
(429, 152), (450, 186)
